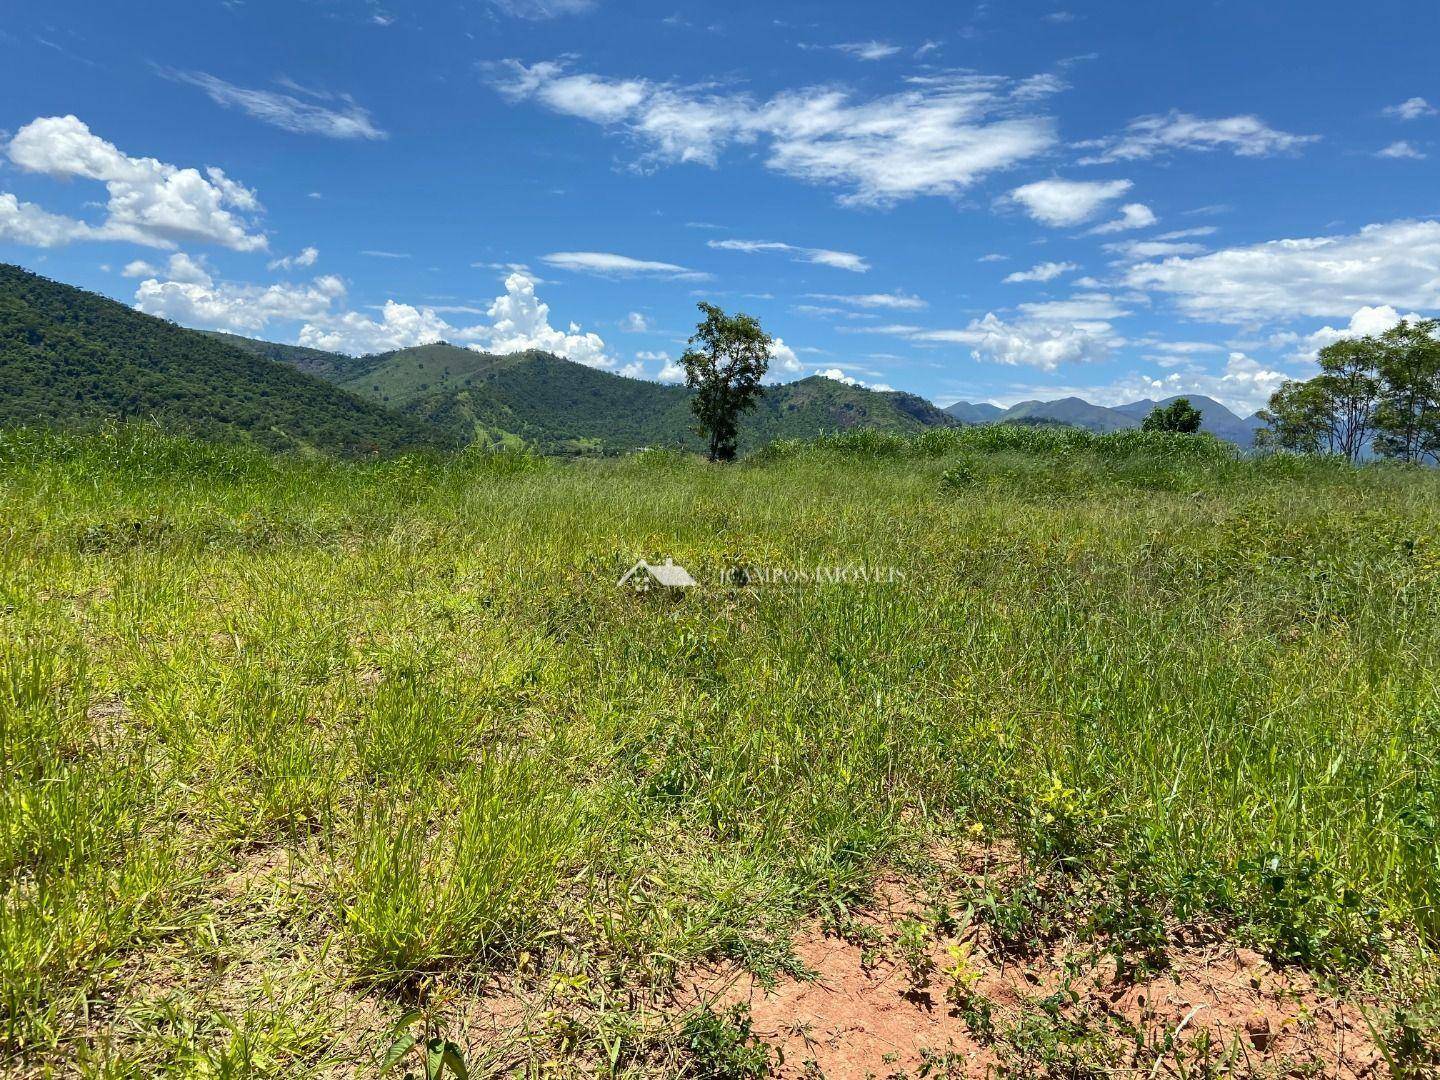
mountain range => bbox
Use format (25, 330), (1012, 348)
(1, 263), (1269, 455)
(944, 394), (1266, 446)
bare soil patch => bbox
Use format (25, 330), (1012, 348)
(681, 851), (1382, 1078)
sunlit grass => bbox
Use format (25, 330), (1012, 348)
(2, 423), (1438, 1071)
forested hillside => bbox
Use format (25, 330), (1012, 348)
(0, 265), (450, 454)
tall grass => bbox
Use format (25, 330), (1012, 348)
(1, 423), (1438, 1069)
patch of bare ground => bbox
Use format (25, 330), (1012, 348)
(680, 845), (1383, 1079)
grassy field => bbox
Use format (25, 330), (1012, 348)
(2, 424), (1439, 1076)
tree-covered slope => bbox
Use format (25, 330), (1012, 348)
(0, 264), (449, 455)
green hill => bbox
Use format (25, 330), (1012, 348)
(0, 264), (450, 455)
(325, 341), (958, 453)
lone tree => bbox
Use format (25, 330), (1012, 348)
(1141, 397), (1203, 433)
(681, 302), (772, 462)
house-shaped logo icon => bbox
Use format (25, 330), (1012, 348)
(617, 557), (698, 589)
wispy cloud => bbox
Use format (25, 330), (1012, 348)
(542, 251), (708, 278)
(803, 291), (927, 310)
(489, 0), (595, 18)
(1125, 218), (1440, 322)
(707, 239), (869, 272)
(833, 41), (903, 61)
(491, 60), (1059, 207)
(163, 70), (386, 139)
(1077, 110), (1315, 163)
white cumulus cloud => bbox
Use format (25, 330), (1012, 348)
(1007, 177), (1132, 227)
(1384, 97), (1436, 121)
(0, 191), (96, 246)
(1136, 353), (1290, 414)
(769, 337), (804, 374)
(299, 300), (451, 354)
(6, 115), (266, 251)
(129, 263), (616, 366)
(459, 272), (612, 367)
(1377, 140), (1426, 160)
(1286, 305), (1428, 361)
(136, 272), (345, 334)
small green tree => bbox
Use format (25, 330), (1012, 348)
(681, 302), (772, 462)
(1314, 338), (1380, 462)
(1141, 397), (1203, 433)
(1256, 379), (1333, 454)
(1373, 318), (1440, 464)
(1258, 338), (1380, 462)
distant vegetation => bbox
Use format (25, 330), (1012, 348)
(1260, 319), (1440, 463)
(3, 422), (1438, 1072)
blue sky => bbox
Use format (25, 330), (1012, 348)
(3, 0), (1438, 414)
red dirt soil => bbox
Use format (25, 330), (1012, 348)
(680, 863), (1383, 1078)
